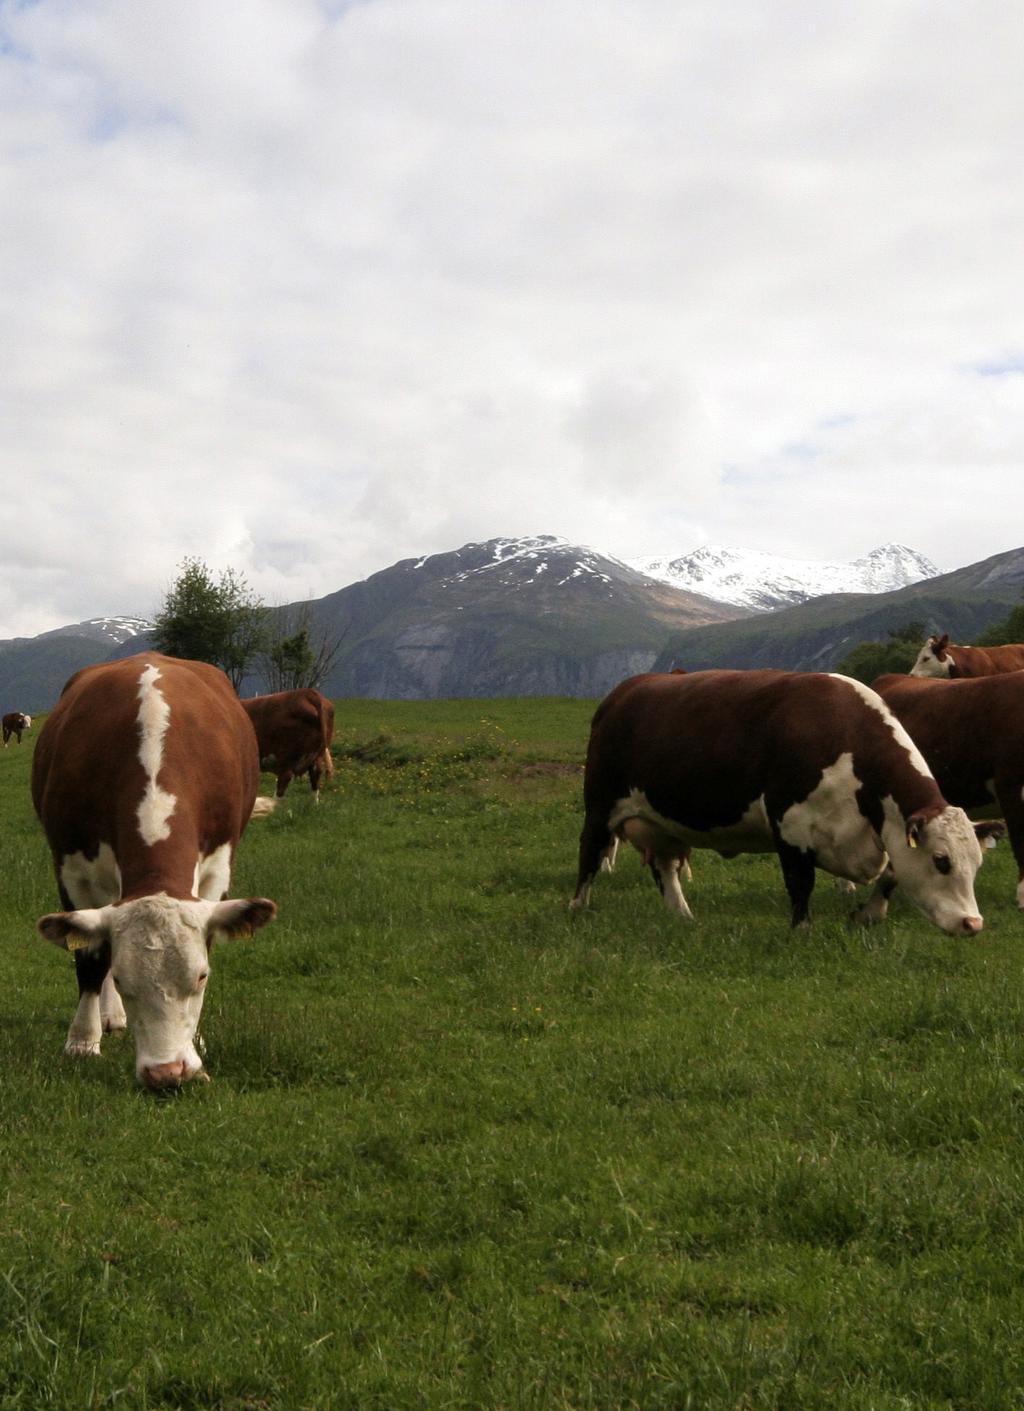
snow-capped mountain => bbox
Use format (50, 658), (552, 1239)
(630, 543), (939, 612)
(37, 615), (154, 646)
(422, 535), (640, 593)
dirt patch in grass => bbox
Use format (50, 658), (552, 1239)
(509, 761), (583, 780)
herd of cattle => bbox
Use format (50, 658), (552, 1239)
(3, 631), (1023, 1091)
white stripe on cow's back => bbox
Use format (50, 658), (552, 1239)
(829, 675), (932, 779)
(136, 662), (177, 845)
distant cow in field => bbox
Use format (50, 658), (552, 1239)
(910, 633), (1024, 678)
(571, 669), (994, 934)
(866, 672), (1022, 913)
(2, 711), (31, 745)
(241, 688), (335, 800)
(32, 653), (278, 1089)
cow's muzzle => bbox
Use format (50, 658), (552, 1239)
(141, 1060), (188, 1090)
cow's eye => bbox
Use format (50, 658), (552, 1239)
(197, 972), (209, 988)
(933, 854), (952, 875)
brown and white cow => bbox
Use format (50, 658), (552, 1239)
(2, 711), (31, 745)
(241, 688), (335, 801)
(910, 633), (1024, 678)
(571, 670), (992, 934)
(32, 653), (278, 1089)
(866, 672), (1021, 912)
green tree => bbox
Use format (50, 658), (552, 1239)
(833, 620), (926, 684)
(976, 597), (1024, 647)
(152, 558), (268, 689)
(259, 604), (346, 691)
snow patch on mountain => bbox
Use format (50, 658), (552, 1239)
(630, 543), (939, 611)
(39, 615), (154, 646)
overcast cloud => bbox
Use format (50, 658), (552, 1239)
(2, 0), (1022, 636)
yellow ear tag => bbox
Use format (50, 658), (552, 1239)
(907, 834), (918, 850)
(66, 935), (91, 952)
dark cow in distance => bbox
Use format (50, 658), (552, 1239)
(867, 672), (1023, 913)
(241, 688), (335, 801)
(910, 633), (1024, 678)
(3, 711), (31, 745)
(32, 653), (278, 1089)
(571, 670), (993, 934)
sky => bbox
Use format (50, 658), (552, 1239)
(2, 0), (1023, 638)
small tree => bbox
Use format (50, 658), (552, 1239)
(152, 558), (268, 689)
(976, 596), (1024, 647)
(259, 603), (346, 692)
(834, 621), (926, 684)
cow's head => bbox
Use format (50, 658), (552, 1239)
(909, 633), (953, 678)
(884, 804), (984, 934)
(38, 894), (277, 1088)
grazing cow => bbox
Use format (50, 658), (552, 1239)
(867, 672), (1021, 912)
(2, 711), (31, 745)
(910, 633), (1024, 678)
(32, 653), (278, 1089)
(571, 670), (992, 934)
(241, 688), (335, 800)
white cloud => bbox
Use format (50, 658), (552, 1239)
(1, 0), (1022, 635)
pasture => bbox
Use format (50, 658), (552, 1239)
(3, 696), (1024, 1409)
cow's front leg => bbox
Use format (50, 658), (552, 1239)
(852, 866), (897, 926)
(994, 790), (1024, 910)
(65, 949), (109, 1057)
(100, 972), (127, 1034)
(775, 838), (816, 928)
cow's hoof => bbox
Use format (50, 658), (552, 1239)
(64, 1038), (101, 1058)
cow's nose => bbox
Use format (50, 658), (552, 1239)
(141, 1060), (187, 1089)
(962, 915), (983, 936)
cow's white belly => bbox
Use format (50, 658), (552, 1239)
(608, 789), (775, 857)
(778, 753), (886, 883)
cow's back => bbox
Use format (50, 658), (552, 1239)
(584, 670), (905, 827)
(33, 653), (260, 866)
(873, 671), (1022, 802)
(242, 688), (333, 769)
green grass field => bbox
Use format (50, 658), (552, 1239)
(3, 698), (1024, 1410)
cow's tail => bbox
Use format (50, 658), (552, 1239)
(250, 796), (278, 820)
(319, 696), (335, 780)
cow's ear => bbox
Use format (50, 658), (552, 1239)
(935, 633), (950, 656)
(974, 820), (1007, 849)
(206, 897), (278, 942)
(38, 908), (110, 952)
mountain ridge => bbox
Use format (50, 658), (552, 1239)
(2, 537), (1020, 710)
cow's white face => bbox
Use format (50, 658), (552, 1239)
(882, 802), (984, 934)
(909, 641), (952, 678)
(39, 893), (276, 1087)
